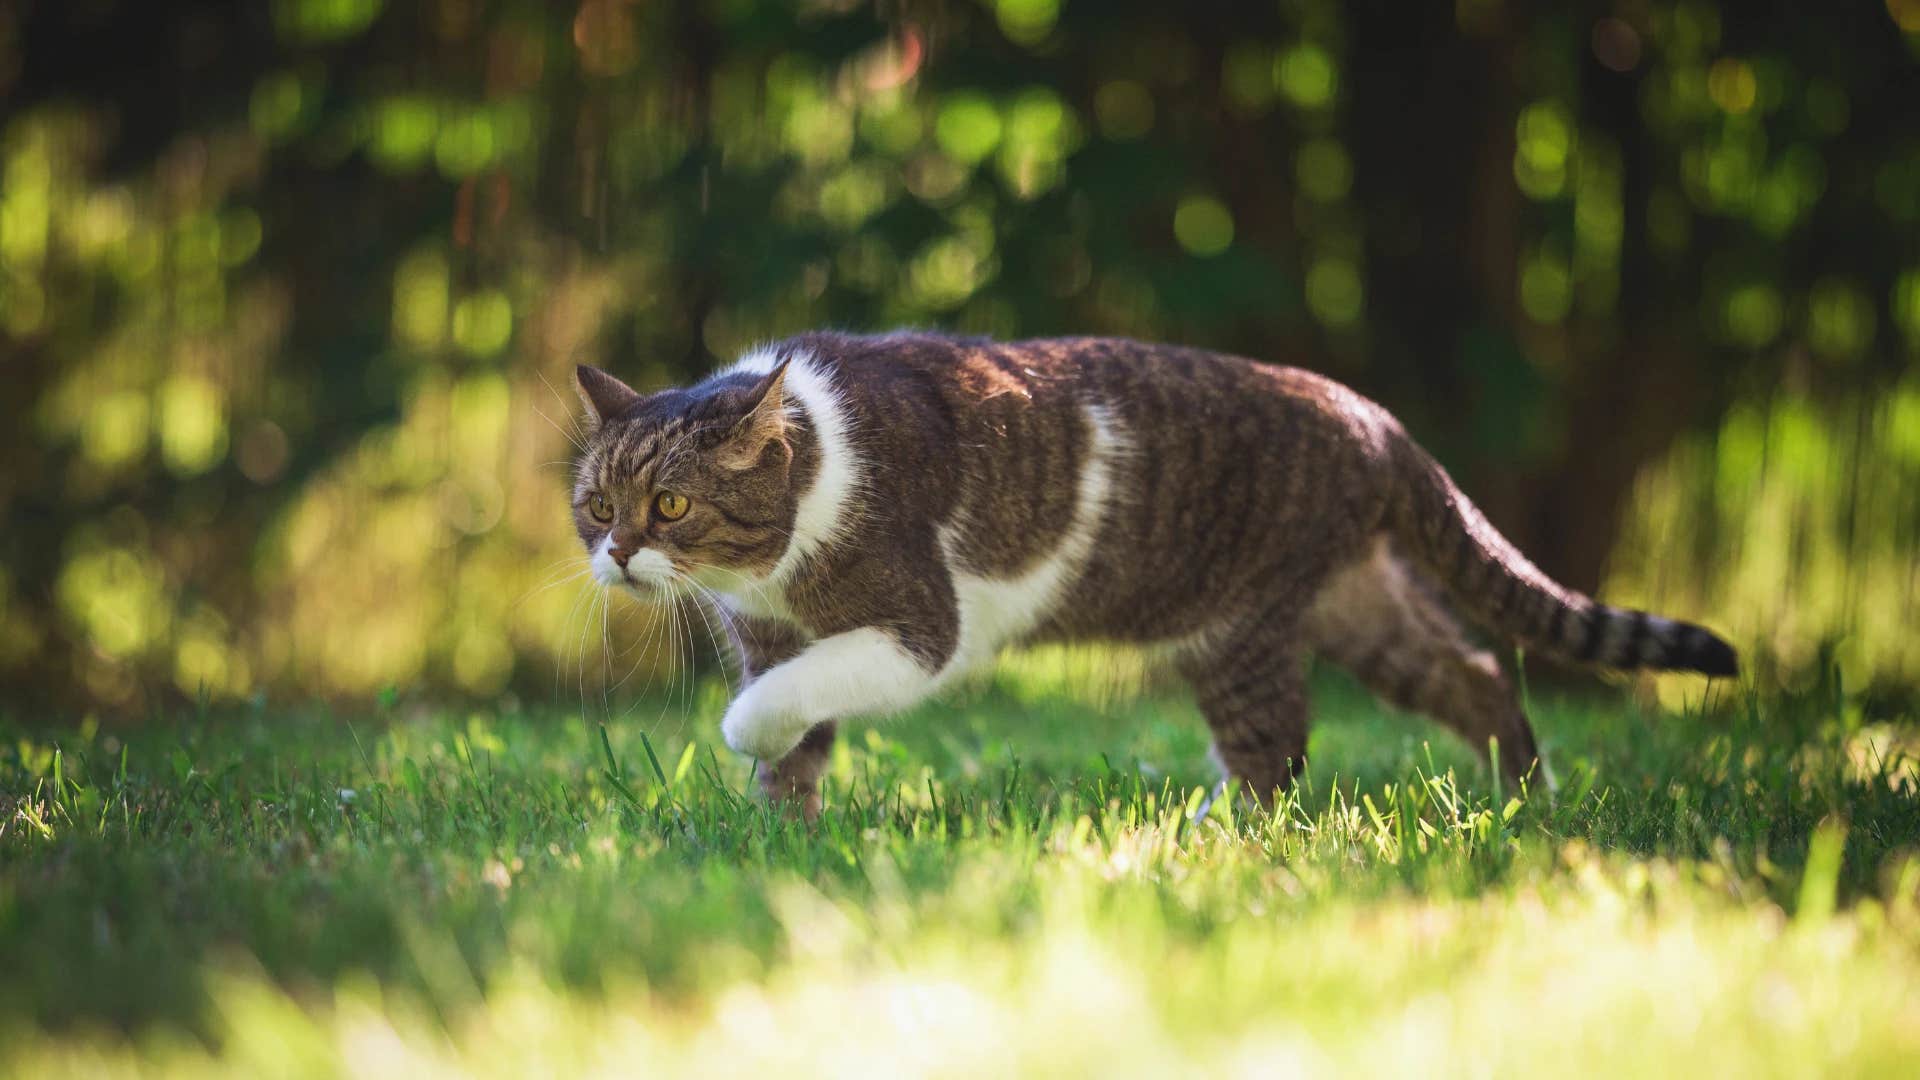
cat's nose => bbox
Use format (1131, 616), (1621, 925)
(607, 544), (633, 569)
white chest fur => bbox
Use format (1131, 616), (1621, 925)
(702, 347), (860, 625)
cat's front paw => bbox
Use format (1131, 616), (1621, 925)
(720, 682), (808, 762)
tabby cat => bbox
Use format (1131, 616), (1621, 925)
(571, 332), (1736, 817)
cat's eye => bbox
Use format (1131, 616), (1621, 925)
(587, 492), (613, 523)
(654, 491), (690, 520)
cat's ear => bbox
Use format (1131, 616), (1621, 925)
(719, 360), (792, 471)
(575, 365), (641, 429)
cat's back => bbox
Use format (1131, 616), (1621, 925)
(789, 329), (1383, 453)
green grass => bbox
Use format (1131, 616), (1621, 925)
(3, 667), (1918, 1076)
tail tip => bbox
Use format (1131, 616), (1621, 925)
(1687, 631), (1739, 678)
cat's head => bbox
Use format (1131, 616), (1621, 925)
(570, 361), (797, 597)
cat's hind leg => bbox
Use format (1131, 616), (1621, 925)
(1180, 624), (1313, 806)
(1306, 538), (1550, 790)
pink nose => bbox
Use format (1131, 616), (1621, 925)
(608, 545), (633, 568)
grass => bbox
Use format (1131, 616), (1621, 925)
(2, 662), (1918, 1076)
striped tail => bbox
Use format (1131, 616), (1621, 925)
(1388, 438), (1738, 677)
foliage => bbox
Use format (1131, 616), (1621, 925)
(1, 1), (1917, 706)
(2, 673), (1917, 1073)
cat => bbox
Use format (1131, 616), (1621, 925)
(571, 331), (1737, 818)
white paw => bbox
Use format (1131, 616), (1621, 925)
(720, 682), (808, 762)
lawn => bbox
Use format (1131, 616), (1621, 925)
(3, 660), (1918, 1077)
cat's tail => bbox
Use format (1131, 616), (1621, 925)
(1387, 437), (1738, 677)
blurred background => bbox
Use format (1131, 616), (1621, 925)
(0, 0), (1915, 715)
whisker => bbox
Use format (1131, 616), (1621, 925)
(673, 577), (736, 702)
(607, 588), (659, 694)
(575, 588), (604, 723)
(608, 593), (669, 728)
(524, 554), (591, 588)
(599, 583), (613, 721)
(678, 576), (741, 696)
(684, 561), (785, 617)
(535, 371), (592, 450)
(553, 580), (595, 701)
(654, 594), (688, 733)
(533, 402), (587, 455)
(588, 553), (791, 747)
(679, 595), (702, 722)
(516, 563), (592, 610)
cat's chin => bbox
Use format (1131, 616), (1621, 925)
(619, 576), (683, 602)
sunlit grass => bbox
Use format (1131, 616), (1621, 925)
(1609, 380), (1920, 695)
(2, 673), (1917, 1075)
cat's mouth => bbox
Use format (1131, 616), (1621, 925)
(615, 571), (665, 595)
(591, 542), (687, 599)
